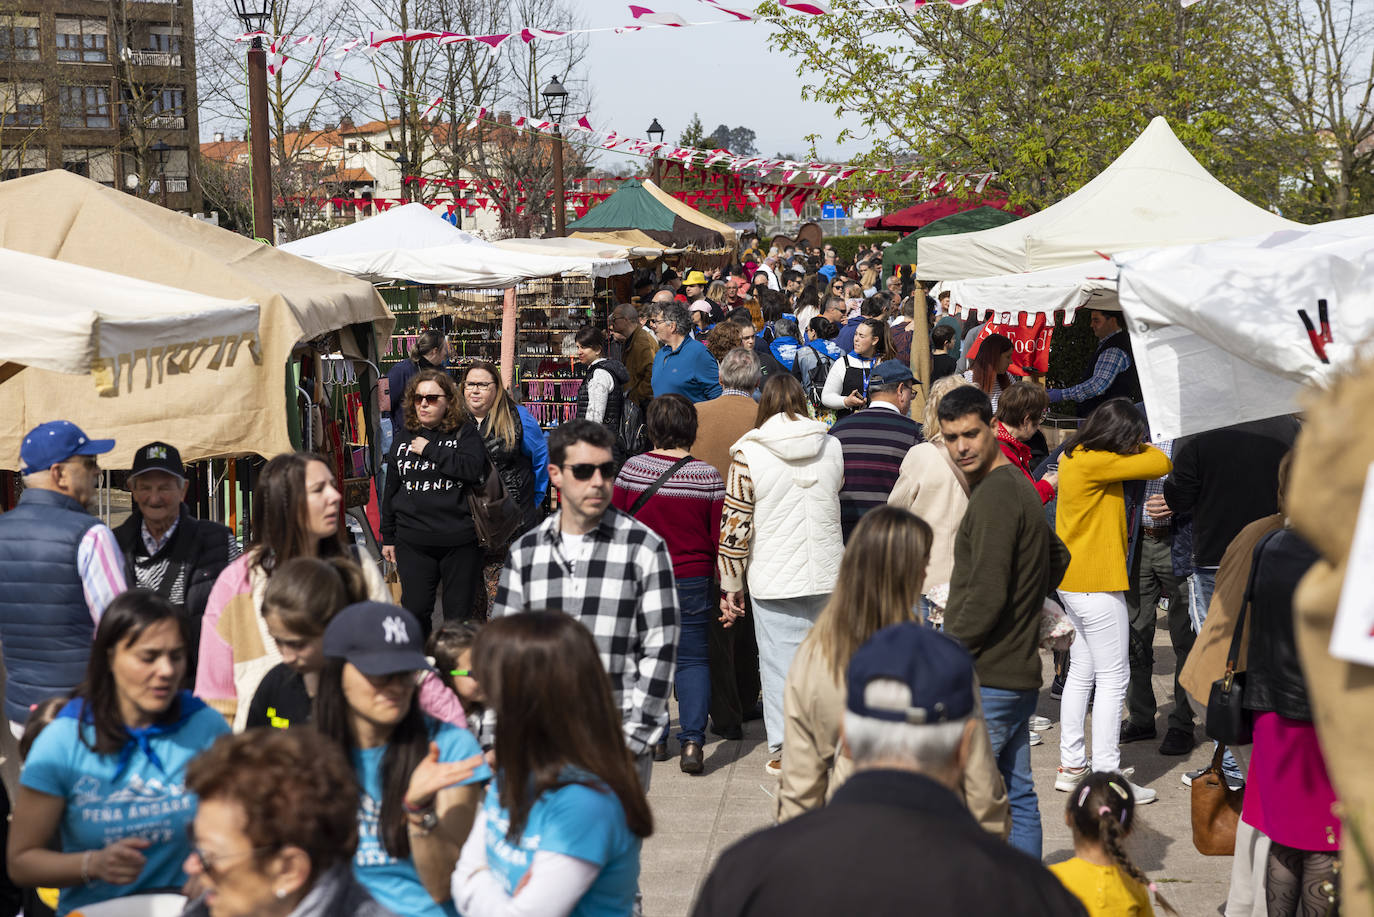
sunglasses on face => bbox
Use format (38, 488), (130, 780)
(562, 462), (616, 481)
(413, 393), (446, 405)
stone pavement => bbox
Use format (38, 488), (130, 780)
(638, 609), (1234, 917)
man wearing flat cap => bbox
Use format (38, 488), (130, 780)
(113, 441), (238, 682)
(693, 623), (1086, 917)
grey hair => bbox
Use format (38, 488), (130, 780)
(719, 347), (762, 393)
(843, 679), (968, 770)
(660, 302), (692, 337)
(771, 319), (800, 339)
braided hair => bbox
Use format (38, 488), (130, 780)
(1067, 772), (1179, 917)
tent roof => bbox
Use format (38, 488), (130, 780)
(0, 248), (260, 387)
(864, 195), (1016, 232)
(280, 202), (631, 283)
(882, 207), (1022, 278)
(568, 179), (736, 252)
(492, 236), (677, 261)
(917, 117), (1301, 280)
(0, 170), (391, 468)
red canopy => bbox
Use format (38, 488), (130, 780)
(863, 195), (1021, 232)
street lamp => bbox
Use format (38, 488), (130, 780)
(149, 139), (170, 208)
(395, 153), (410, 203)
(231, 0), (274, 243)
(541, 75), (570, 236)
(646, 117), (664, 185)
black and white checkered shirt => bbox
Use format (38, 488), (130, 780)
(493, 506), (679, 755)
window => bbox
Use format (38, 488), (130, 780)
(0, 81), (42, 127)
(346, 141), (358, 152)
(60, 85), (111, 128)
(383, 140), (395, 151)
(1, 147), (45, 180)
(62, 148), (115, 186)
(149, 86), (182, 115)
(56, 17), (108, 63)
(0, 14), (39, 62)
(148, 26), (181, 54)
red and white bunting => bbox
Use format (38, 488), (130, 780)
(628, 6), (690, 26)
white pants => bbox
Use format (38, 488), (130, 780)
(1059, 590), (1129, 771)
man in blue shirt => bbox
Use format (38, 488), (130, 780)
(650, 302), (722, 403)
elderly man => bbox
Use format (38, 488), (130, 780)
(651, 302), (722, 403)
(828, 362), (923, 542)
(112, 441), (239, 683)
(694, 623), (1086, 917)
(0, 421), (126, 733)
(609, 303), (657, 408)
(692, 348), (765, 740)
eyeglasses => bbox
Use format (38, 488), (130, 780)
(465, 381), (494, 391)
(413, 393), (446, 405)
(562, 462), (616, 481)
(186, 828), (277, 880)
(450, 668), (473, 677)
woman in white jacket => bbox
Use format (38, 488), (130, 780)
(718, 373), (844, 776)
(820, 318), (896, 417)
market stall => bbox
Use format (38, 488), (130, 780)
(882, 206), (1022, 281)
(864, 194), (1018, 233)
(568, 178), (737, 267)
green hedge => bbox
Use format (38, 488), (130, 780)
(1046, 309), (1098, 392)
(762, 233), (898, 265)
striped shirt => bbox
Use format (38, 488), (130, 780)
(828, 403), (925, 541)
(612, 452), (725, 579)
(77, 524), (127, 624)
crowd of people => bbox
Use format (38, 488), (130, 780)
(0, 235), (1336, 917)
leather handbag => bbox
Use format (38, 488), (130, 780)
(1205, 530), (1278, 746)
(467, 458), (523, 552)
(1191, 744), (1244, 855)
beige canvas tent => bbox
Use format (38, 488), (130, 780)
(0, 170), (392, 469)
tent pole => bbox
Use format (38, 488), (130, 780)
(500, 287), (518, 390)
(910, 277), (932, 420)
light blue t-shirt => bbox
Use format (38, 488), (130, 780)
(20, 703), (231, 916)
(481, 772), (640, 917)
(352, 719), (491, 917)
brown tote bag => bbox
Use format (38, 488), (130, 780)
(1191, 743), (1244, 855)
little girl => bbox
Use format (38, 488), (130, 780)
(428, 621), (487, 746)
(1050, 772), (1178, 917)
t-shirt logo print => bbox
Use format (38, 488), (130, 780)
(382, 616), (409, 644)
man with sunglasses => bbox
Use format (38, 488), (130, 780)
(492, 420), (679, 788)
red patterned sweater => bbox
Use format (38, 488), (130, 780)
(612, 451), (726, 579)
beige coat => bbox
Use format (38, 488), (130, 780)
(776, 638), (1010, 837)
(888, 442), (969, 595)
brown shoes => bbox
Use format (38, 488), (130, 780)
(680, 741), (704, 775)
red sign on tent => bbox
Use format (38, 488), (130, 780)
(967, 313), (1054, 376)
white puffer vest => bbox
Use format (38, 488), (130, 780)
(731, 413), (844, 600)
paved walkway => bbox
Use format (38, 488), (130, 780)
(638, 610), (1234, 916)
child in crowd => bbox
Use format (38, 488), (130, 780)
(1050, 772), (1178, 917)
(429, 621), (486, 745)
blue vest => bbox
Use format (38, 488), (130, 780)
(0, 489), (102, 722)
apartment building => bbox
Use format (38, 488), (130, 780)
(0, 0), (200, 211)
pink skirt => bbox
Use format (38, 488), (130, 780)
(1240, 712), (1340, 851)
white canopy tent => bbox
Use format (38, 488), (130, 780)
(492, 236), (679, 261)
(280, 203), (631, 285)
(1116, 214), (1374, 440)
(918, 117), (1299, 281)
(942, 260), (1120, 323)
(0, 248), (260, 395)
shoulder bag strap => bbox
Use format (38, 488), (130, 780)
(1224, 528), (1283, 673)
(629, 456), (694, 516)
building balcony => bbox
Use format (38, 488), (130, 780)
(124, 50), (182, 67)
(146, 114), (185, 129)
(149, 177), (188, 193)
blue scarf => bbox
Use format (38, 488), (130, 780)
(810, 339), (842, 359)
(770, 337), (802, 371)
(59, 690), (207, 776)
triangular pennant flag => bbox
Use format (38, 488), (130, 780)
(629, 6), (689, 25)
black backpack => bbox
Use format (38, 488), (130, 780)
(804, 346), (835, 408)
(618, 398), (650, 458)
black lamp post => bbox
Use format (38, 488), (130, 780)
(541, 75), (570, 236)
(149, 139), (170, 208)
(231, 0), (274, 243)
(646, 118), (664, 185)
(395, 153), (410, 203)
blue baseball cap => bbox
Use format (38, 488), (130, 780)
(846, 622), (975, 724)
(20, 421), (115, 476)
(870, 361), (915, 387)
(323, 602), (428, 676)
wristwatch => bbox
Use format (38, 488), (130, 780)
(408, 808), (439, 833)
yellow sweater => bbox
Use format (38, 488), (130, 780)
(1056, 445), (1172, 593)
(1050, 857), (1154, 917)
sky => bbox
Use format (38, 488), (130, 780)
(526, 0), (872, 165)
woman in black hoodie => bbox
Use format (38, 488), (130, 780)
(381, 368), (486, 634)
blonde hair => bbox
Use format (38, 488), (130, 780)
(807, 506), (933, 681)
(923, 374), (976, 444)
(462, 362), (519, 450)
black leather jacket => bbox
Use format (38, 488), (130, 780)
(1242, 527), (1319, 722)
(478, 401), (539, 528)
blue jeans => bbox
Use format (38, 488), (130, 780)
(675, 576), (712, 745)
(1189, 567), (1243, 784)
(980, 686), (1042, 860)
(753, 593), (827, 754)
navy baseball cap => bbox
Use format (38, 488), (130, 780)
(128, 441), (185, 483)
(846, 623), (975, 724)
(323, 602), (428, 676)
(870, 362), (915, 387)
(20, 421), (115, 476)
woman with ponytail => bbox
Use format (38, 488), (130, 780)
(385, 329), (450, 434)
(1050, 771), (1179, 917)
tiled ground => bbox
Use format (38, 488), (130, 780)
(640, 609), (1234, 916)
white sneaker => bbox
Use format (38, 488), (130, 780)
(1055, 765), (1090, 791)
(1029, 715), (1054, 731)
(1181, 766), (1208, 787)
(765, 756), (781, 777)
(1125, 776), (1157, 805)
(1029, 731), (1042, 746)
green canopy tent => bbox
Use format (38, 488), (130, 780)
(568, 179), (736, 253)
(883, 206), (1023, 281)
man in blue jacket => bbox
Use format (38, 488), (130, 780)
(651, 302), (722, 404)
